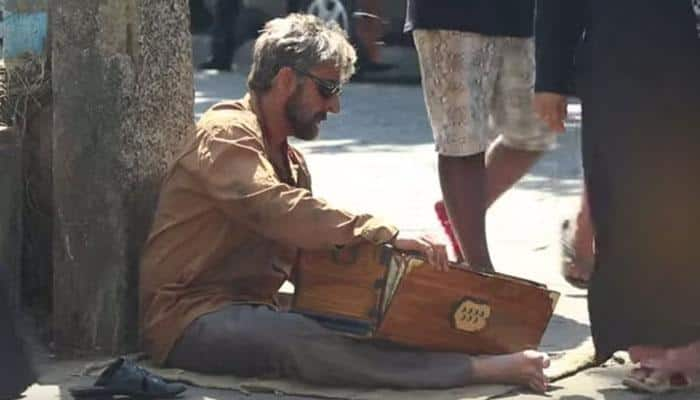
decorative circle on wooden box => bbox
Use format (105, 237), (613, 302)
(453, 298), (491, 332)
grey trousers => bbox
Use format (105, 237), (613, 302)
(167, 304), (474, 388)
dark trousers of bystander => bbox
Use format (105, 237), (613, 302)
(583, 0), (700, 361)
(0, 271), (36, 399)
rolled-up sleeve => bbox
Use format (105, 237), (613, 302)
(184, 128), (398, 250)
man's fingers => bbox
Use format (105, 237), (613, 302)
(394, 235), (450, 271)
(421, 243), (433, 259)
(393, 238), (424, 253)
(422, 241), (448, 271)
(424, 243), (439, 268)
(416, 237), (441, 270)
(436, 246), (449, 271)
(435, 243), (449, 271)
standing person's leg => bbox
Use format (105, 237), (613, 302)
(561, 187), (595, 288)
(573, 190), (594, 261)
(438, 153), (491, 269)
(416, 32), (555, 270)
(413, 30), (499, 271)
(353, 0), (393, 73)
(201, 0), (241, 70)
(167, 304), (550, 391)
(438, 153), (494, 271)
(354, 0), (382, 63)
(436, 136), (543, 265)
(484, 138), (542, 207)
(487, 36), (557, 208)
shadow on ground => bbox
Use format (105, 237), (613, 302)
(540, 314), (591, 353)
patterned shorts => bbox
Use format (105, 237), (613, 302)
(414, 30), (556, 156)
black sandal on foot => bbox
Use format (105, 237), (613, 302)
(560, 219), (594, 289)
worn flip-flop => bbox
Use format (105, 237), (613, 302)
(560, 219), (594, 289)
(623, 367), (700, 393)
(69, 357), (186, 399)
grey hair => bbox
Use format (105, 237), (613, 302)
(247, 13), (357, 93)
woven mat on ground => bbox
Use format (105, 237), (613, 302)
(83, 340), (594, 400)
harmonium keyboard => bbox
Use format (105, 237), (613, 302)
(292, 243), (559, 355)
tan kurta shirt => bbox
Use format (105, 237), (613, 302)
(140, 95), (398, 364)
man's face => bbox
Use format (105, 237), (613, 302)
(285, 64), (342, 141)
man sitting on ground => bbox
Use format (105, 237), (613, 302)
(139, 13), (549, 392)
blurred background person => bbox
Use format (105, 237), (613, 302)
(197, 0), (242, 71)
(536, 0), (700, 392)
(533, 0), (594, 291)
(353, 0), (395, 73)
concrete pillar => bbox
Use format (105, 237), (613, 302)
(51, 0), (193, 354)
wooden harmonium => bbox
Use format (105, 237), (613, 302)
(292, 243), (560, 355)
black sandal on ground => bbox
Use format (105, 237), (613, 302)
(69, 357), (186, 399)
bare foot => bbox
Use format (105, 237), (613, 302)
(471, 350), (550, 393)
(641, 341), (700, 373)
(628, 345), (667, 364)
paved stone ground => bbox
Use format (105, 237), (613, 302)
(22, 68), (700, 400)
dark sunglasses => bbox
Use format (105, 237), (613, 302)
(290, 66), (343, 98)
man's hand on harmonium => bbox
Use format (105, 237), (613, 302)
(392, 233), (450, 272)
